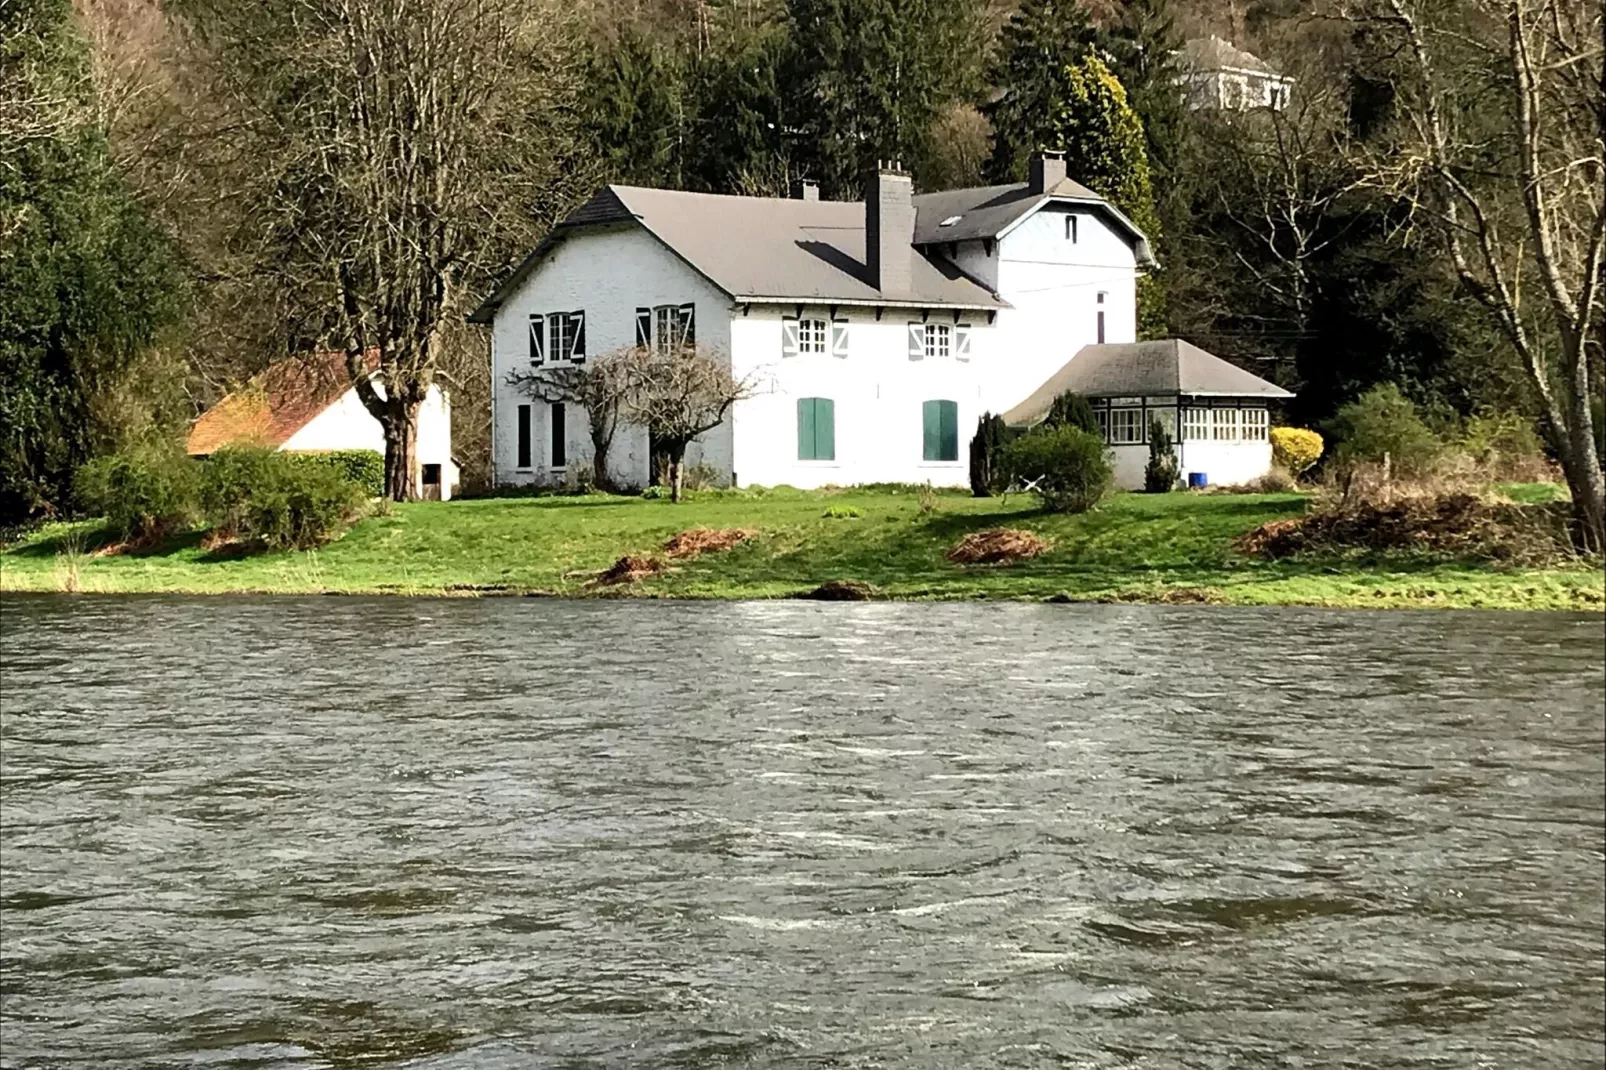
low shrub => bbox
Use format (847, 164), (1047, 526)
(293, 450), (384, 497)
(1001, 426), (1112, 513)
(243, 461), (367, 550)
(200, 447), (366, 550)
(1327, 384), (1441, 478)
(75, 445), (200, 543)
(1270, 427), (1323, 475)
(822, 505), (862, 519)
(1459, 412), (1549, 481)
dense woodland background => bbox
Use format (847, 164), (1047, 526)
(3, 0), (1602, 530)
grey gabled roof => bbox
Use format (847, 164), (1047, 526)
(911, 179), (1157, 268)
(1001, 340), (1293, 426)
(1180, 35), (1282, 77)
(469, 185), (1005, 322)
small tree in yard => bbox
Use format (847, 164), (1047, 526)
(1001, 425), (1112, 513)
(1143, 416), (1179, 492)
(622, 345), (755, 502)
(1043, 391), (1102, 436)
(508, 349), (631, 492)
(968, 412), (1012, 497)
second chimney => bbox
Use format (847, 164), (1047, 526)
(1029, 150), (1067, 194)
(790, 179), (820, 202)
(865, 164), (914, 295)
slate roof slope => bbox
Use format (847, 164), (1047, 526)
(1181, 35), (1281, 76)
(1000, 340), (1293, 426)
(470, 185), (1005, 322)
(186, 350), (376, 455)
(910, 178), (1156, 268)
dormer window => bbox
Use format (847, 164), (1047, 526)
(1066, 215), (1078, 243)
(939, 215), (963, 227)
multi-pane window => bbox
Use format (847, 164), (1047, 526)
(922, 400), (959, 462)
(1179, 406), (1269, 441)
(529, 311), (585, 363)
(1242, 407), (1269, 440)
(1108, 407), (1145, 445)
(636, 304), (696, 354)
(799, 318), (827, 355)
(797, 398), (835, 461)
(1212, 407), (1242, 441)
(1181, 408), (1210, 441)
(924, 323), (951, 359)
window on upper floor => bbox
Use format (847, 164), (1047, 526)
(1066, 215), (1078, 243)
(782, 316), (849, 358)
(529, 311), (586, 363)
(635, 304), (696, 354)
(907, 321), (972, 361)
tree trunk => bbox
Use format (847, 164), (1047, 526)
(668, 445), (686, 503)
(590, 430), (612, 493)
(1556, 405), (1606, 555)
(382, 402), (421, 502)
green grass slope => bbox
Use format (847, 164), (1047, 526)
(3, 488), (1601, 610)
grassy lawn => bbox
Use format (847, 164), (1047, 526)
(2, 487), (1601, 610)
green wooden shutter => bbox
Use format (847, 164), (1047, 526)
(922, 400), (940, 460)
(816, 399), (835, 461)
(797, 398), (816, 460)
(940, 400), (958, 461)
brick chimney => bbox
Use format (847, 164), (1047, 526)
(1029, 150), (1067, 194)
(864, 163), (914, 295)
(789, 179), (820, 202)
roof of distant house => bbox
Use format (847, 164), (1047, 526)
(1181, 35), (1285, 78)
(186, 350), (376, 456)
(1000, 340), (1293, 425)
(468, 178), (1156, 324)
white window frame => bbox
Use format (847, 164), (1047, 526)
(924, 322), (952, 359)
(798, 317), (828, 355)
(1108, 407), (1145, 445)
(1242, 407), (1269, 441)
(1181, 407), (1210, 442)
(1212, 407), (1242, 441)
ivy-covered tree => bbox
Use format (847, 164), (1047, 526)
(1053, 54), (1166, 337)
(1097, 0), (1190, 247)
(783, 0), (983, 197)
(982, 0), (1096, 184)
(0, 0), (190, 524)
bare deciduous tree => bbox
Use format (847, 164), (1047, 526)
(192, 0), (591, 499)
(1343, 0), (1605, 549)
(507, 348), (632, 491)
(620, 344), (756, 502)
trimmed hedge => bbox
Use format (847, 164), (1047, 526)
(293, 450), (384, 497)
(199, 445), (366, 550)
(75, 445), (199, 542)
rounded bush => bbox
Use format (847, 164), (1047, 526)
(200, 446), (282, 539)
(75, 445), (200, 542)
(1269, 426), (1324, 475)
(1327, 385), (1441, 477)
(1001, 426), (1112, 513)
(200, 446), (366, 550)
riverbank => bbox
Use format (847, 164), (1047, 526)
(2, 487), (1600, 610)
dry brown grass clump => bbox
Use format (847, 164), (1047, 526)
(796, 579), (877, 600)
(947, 527), (1052, 565)
(593, 554), (666, 586)
(1235, 492), (1575, 566)
(662, 528), (755, 558)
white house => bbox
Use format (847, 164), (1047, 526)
(472, 151), (1289, 491)
(1178, 36), (1294, 111)
(186, 351), (460, 500)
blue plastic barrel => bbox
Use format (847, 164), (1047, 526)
(1187, 472), (1208, 489)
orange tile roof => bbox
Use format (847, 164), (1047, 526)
(186, 350), (378, 456)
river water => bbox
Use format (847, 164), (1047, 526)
(0, 596), (1602, 1068)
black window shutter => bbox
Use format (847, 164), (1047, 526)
(528, 314), (545, 363)
(678, 303), (696, 346)
(571, 311), (586, 360)
(635, 307), (651, 348)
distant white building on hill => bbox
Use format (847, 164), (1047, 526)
(472, 151), (1291, 492)
(1178, 35), (1294, 111)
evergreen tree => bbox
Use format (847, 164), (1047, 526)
(0, 0), (190, 523)
(1043, 391), (1101, 435)
(1098, 0), (1189, 247)
(581, 29), (689, 188)
(783, 0), (983, 197)
(982, 0), (1096, 184)
(684, 21), (791, 192)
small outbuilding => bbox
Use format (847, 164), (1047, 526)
(186, 351), (459, 500)
(1000, 339), (1293, 490)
